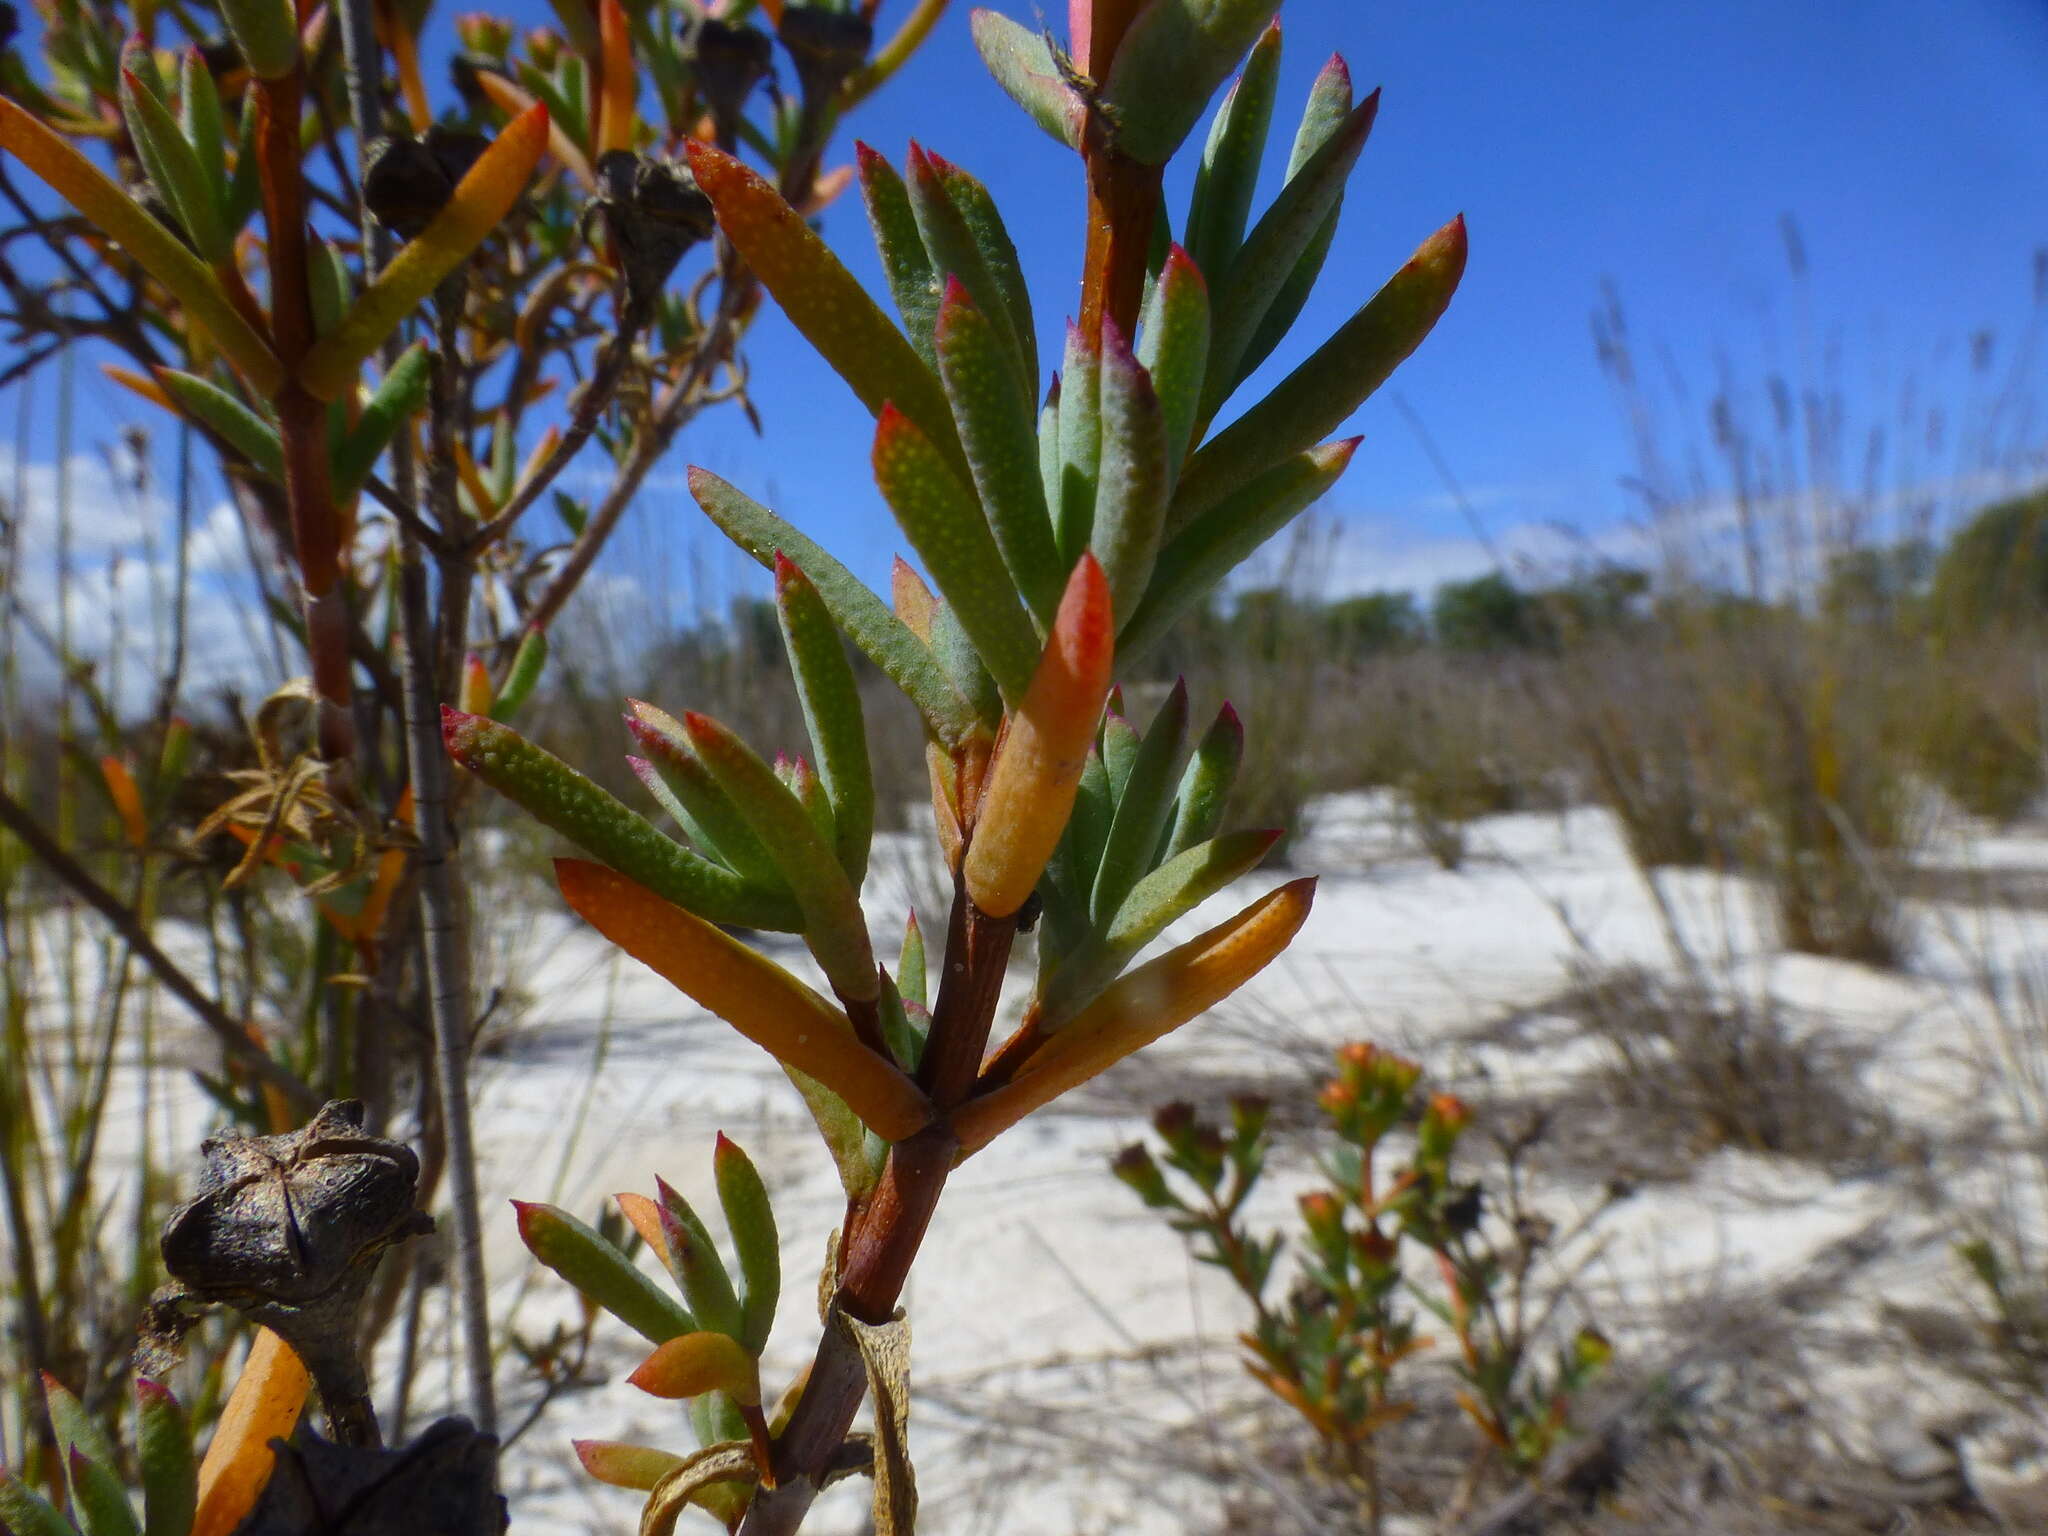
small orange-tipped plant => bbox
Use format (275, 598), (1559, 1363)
(444, 3), (1465, 1528)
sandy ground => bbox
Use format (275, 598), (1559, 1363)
(31, 793), (2048, 1531)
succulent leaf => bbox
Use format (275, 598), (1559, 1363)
(513, 1200), (697, 1344)
(1091, 320), (1172, 626)
(774, 554), (876, 884)
(1183, 19), (1281, 282)
(969, 9), (1086, 149)
(1099, 0), (1287, 165)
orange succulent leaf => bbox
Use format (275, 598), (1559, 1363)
(102, 363), (176, 412)
(573, 1439), (686, 1491)
(629, 1331), (761, 1405)
(614, 1189), (669, 1263)
(0, 99), (283, 394)
(962, 553), (1113, 918)
(891, 555), (936, 640)
(473, 70), (595, 188)
(555, 859), (932, 1141)
(299, 104), (551, 401)
(953, 877), (1315, 1152)
(99, 756), (147, 848)
(190, 1329), (309, 1536)
(596, 0), (635, 157)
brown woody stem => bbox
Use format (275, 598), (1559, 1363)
(735, 883), (1017, 1536)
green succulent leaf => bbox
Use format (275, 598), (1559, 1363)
(68, 1449), (139, 1536)
(154, 369), (283, 482)
(1204, 88), (1380, 416)
(1090, 679), (1189, 924)
(1240, 53), (1356, 379)
(0, 1471), (73, 1536)
(135, 1381), (196, 1536)
(935, 280), (1065, 627)
(775, 554), (876, 884)
(857, 143), (942, 369)
(1138, 245), (1212, 478)
(443, 708), (804, 931)
(1046, 826), (1281, 1024)
(1101, 709), (1141, 806)
(929, 597), (1004, 728)
(1183, 19), (1281, 283)
(787, 1065), (884, 1198)
(872, 405), (1042, 707)
(1099, 0), (1286, 165)
(907, 145), (1034, 403)
(680, 711), (878, 1003)
(44, 1373), (118, 1472)
(654, 1180), (745, 1344)
(712, 1135), (780, 1356)
(1091, 320), (1171, 627)
(1124, 439), (1360, 662)
(923, 149), (1037, 404)
(489, 625), (550, 721)
(514, 1201), (698, 1346)
(120, 64), (230, 264)
(1171, 216), (1466, 527)
(1163, 702), (1245, 858)
(176, 50), (227, 206)
(1054, 323), (1102, 566)
(898, 910), (928, 1010)
(969, 9), (1085, 150)
(625, 701), (789, 889)
(690, 468), (977, 745)
(331, 342), (431, 500)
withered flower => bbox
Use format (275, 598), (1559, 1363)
(159, 1100), (432, 1446)
(776, 5), (872, 109)
(231, 1416), (506, 1535)
(362, 127), (490, 241)
(586, 150), (716, 315)
(684, 16), (774, 146)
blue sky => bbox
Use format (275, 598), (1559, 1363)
(601, 0), (2048, 601)
(8, 0), (2048, 684)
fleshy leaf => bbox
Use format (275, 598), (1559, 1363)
(713, 1134), (780, 1356)
(0, 98), (282, 392)
(491, 626), (549, 720)
(0, 1474), (71, 1536)
(1054, 323), (1102, 565)
(70, 1447), (139, 1536)
(120, 65), (230, 263)
(1044, 826), (1280, 1024)
(935, 281), (1064, 626)
(136, 1380), (197, 1536)
(513, 1200), (697, 1344)
(216, 0), (298, 78)
(152, 369), (282, 482)
(1239, 52), (1355, 379)
(653, 1180), (744, 1344)
(299, 105), (550, 401)
(555, 860), (931, 1141)
(1138, 246), (1211, 477)
(1124, 439), (1359, 661)
(1098, 0), (1287, 165)
(775, 555), (875, 884)
(1090, 678), (1189, 924)
(898, 910), (928, 1009)
(872, 404), (1042, 707)
(1171, 215), (1466, 524)
(690, 469), (976, 744)
(857, 143), (942, 369)
(573, 1440), (687, 1491)
(1183, 19), (1281, 283)
(626, 702), (788, 889)
(963, 555), (1115, 919)
(969, 9), (1085, 149)
(679, 710), (878, 1003)
(686, 142), (963, 474)
(1203, 88), (1380, 415)
(596, 0), (635, 156)
(908, 146), (1035, 405)
(1163, 702), (1244, 858)
(1091, 319), (1171, 627)
(330, 342), (431, 499)
(955, 878), (1316, 1151)
(444, 708), (804, 931)
(191, 1330), (308, 1536)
